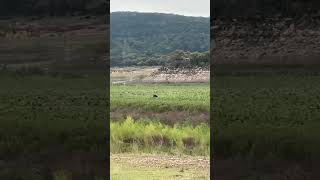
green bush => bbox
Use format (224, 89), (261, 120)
(111, 117), (210, 156)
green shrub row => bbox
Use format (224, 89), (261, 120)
(111, 117), (210, 156)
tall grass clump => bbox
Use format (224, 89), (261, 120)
(110, 116), (210, 156)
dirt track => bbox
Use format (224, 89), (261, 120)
(111, 67), (210, 84)
(111, 154), (210, 171)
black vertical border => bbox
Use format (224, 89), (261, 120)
(210, 1), (216, 179)
(106, 0), (111, 178)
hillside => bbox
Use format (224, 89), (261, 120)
(110, 12), (210, 66)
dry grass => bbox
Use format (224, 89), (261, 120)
(111, 66), (159, 83)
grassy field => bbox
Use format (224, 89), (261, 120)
(0, 71), (107, 179)
(212, 71), (320, 179)
(0, 68), (210, 179)
(110, 83), (210, 154)
(110, 70), (210, 179)
(111, 83), (209, 115)
(0, 16), (108, 180)
(212, 73), (320, 160)
(4, 65), (319, 179)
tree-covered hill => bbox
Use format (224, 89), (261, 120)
(110, 12), (210, 66)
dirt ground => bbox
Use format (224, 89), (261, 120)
(111, 66), (209, 84)
(111, 154), (209, 169)
(111, 153), (210, 179)
(0, 16), (107, 72)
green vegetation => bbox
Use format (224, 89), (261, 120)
(0, 11), (108, 180)
(111, 83), (209, 114)
(111, 12), (209, 66)
(165, 50), (209, 69)
(110, 83), (209, 156)
(0, 71), (107, 179)
(110, 79), (210, 178)
(212, 73), (320, 161)
(111, 117), (210, 156)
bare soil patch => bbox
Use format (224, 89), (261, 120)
(212, 16), (320, 67)
(0, 16), (107, 72)
(111, 153), (210, 171)
(111, 66), (209, 84)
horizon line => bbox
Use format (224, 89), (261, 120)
(110, 11), (210, 18)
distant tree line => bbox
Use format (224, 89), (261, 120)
(212, 0), (320, 17)
(166, 50), (209, 69)
(0, 0), (108, 17)
(111, 50), (209, 68)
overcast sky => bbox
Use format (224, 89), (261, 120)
(110, 0), (210, 17)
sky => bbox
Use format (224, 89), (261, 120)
(110, 0), (210, 17)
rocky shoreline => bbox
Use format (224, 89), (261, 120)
(212, 16), (320, 66)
